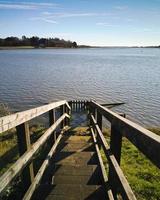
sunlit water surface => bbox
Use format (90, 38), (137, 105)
(0, 48), (160, 127)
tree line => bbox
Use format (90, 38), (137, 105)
(0, 36), (78, 48)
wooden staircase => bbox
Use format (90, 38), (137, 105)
(32, 128), (106, 200)
(0, 100), (159, 200)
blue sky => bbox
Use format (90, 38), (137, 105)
(0, 0), (160, 46)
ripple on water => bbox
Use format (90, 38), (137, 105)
(0, 48), (160, 127)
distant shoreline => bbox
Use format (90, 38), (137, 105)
(0, 46), (79, 50)
(0, 46), (160, 50)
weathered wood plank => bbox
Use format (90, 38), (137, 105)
(90, 114), (137, 200)
(0, 100), (67, 133)
(0, 113), (70, 193)
(91, 101), (160, 168)
(90, 127), (114, 200)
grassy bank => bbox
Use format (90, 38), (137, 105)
(103, 127), (160, 200)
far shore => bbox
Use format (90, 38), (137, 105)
(0, 46), (160, 50)
(0, 46), (81, 50)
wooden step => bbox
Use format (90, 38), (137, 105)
(52, 174), (102, 185)
(53, 165), (103, 185)
(53, 165), (101, 176)
(32, 184), (107, 200)
(61, 136), (93, 144)
(41, 165), (103, 185)
(52, 152), (98, 166)
(57, 142), (95, 152)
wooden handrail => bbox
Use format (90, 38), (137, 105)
(90, 101), (160, 168)
(23, 127), (69, 200)
(0, 100), (69, 133)
(90, 114), (137, 200)
(0, 113), (70, 194)
(90, 127), (114, 200)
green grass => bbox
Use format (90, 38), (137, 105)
(0, 125), (45, 175)
(103, 128), (160, 200)
(121, 138), (160, 199)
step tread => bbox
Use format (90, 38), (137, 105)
(53, 165), (100, 175)
(52, 152), (98, 166)
(53, 174), (102, 185)
(52, 165), (103, 185)
(32, 184), (107, 200)
(41, 164), (103, 185)
(61, 136), (92, 143)
(57, 142), (95, 152)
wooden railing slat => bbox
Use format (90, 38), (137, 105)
(90, 127), (114, 200)
(0, 100), (67, 133)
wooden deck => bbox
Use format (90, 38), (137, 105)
(0, 100), (160, 200)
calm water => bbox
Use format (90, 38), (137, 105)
(0, 48), (160, 127)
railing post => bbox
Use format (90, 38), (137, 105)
(49, 109), (56, 144)
(110, 121), (122, 164)
(88, 102), (96, 126)
(60, 104), (65, 129)
(97, 111), (102, 148)
(108, 120), (123, 198)
(64, 104), (69, 126)
(16, 122), (34, 191)
(97, 111), (102, 131)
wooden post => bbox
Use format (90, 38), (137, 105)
(89, 103), (96, 127)
(49, 109), (56, 144)
(68, 101), (72, 111)
(16, 122), (34, 191)
(75, 100), (77, 112)
(64, 105), (69, 126)
(110, 121), (122, 164)
(97, 111), (102, 131)
(60, 105), (65, 129)
(67, 105), (70, 126)
(108, 120), (122, 198)
(97, 111), (102, 149)
(72, 100), (74, 112)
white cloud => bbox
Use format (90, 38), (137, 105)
(0, 1), (59, 10)
(41, 12), (112, 18)
(31, 12), (112, 24)
(42, 19), (58, 24)
(0, 3), (36, 9)
(30, 17), (58, 24)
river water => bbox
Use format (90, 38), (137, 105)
(0, 48), (160, 127)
